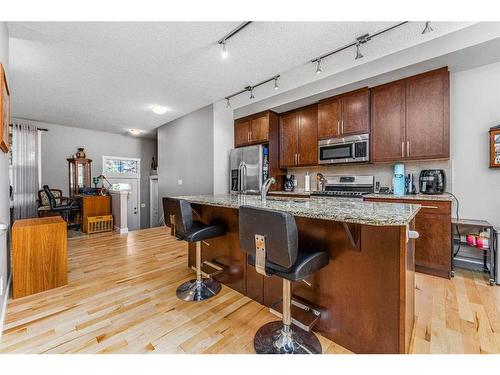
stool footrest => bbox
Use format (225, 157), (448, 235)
(269, 297), (321, 332)
(191, 260), (223, 278)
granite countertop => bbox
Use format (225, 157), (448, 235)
(175, 194), (421, 226)
(268, 190), (312, 196)
(364, 193), (454, 202)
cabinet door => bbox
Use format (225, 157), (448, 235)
(406, 69), (449, 160)
(341, 89), (370, 136)
(234, 119), (250, 147)
(318, 98), (341, 139)
(298, 105), (318, 166)
(250, 115), (269, 143)
(279, 112), (299, 168)
(371, 81), (406, 162)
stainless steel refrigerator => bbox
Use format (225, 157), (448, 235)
(229, 144), (264, 194)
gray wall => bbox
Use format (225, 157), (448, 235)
(0, 22), (10, 328)
(157, 105), (214, 207)
(12, 118), (157, 229)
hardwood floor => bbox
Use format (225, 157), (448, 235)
(0, 227), (498, 354)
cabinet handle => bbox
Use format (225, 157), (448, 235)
(337, 120), (340, 135)
(401, 142), (405, 158)
(407, 141), (410, 157)
(298, 154), (301, 165)
(341, 120), (344, 134)
(420, 205), (439, 209)
(250, 131), (253, 142)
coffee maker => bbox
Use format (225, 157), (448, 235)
(419, 169), (446, 194)
(284, 174), (295, 192)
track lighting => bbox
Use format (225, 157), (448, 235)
(315, 59), (322, 75)
(220, 40), (229, 59)
(355, 43), (363, 60)
(225, 98), (231, 108)
(249, 87), (255, 99)
(422, 22), (433, 34)
(224, 74), (280, 109)
(274, 77), (279, 90)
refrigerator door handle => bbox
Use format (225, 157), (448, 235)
(238, 162), (243, 192)
(242, 163), (248, 193)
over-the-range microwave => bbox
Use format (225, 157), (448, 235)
(318, 133), (369, 165)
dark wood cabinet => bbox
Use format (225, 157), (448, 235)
(405, 68), (450, 160)
(365, 197), (452, 279)
(371, 67), (450, 162)
(317, 88), (369, 139)
(371, 81), (406, 162)
(234, 112), (271, 147)
(279, 105), (318, 168)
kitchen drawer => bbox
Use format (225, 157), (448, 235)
(365, 198), (451, 216)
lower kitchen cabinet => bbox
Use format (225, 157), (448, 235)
(365, 197), (452, 278)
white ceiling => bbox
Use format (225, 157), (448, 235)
(8, 21), (474, 137)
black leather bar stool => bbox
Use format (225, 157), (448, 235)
(239, 205), (329, 354)
(163, 197), (226, 302)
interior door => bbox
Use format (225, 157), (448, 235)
(298, 105), (318, 165)
(341, 89), (370, 136)
(318, 98), (341, 139)
(371, 81), (406, 162)
(405, 69), (449, 160)
(107, 178), (140, 231)
(279, 111), (299, 168)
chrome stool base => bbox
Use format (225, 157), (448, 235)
(253, 321), (322, 354)
(176, 278), (221, 302)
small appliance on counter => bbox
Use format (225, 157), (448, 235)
(392, 163), (405, 197)
(405, 173), (417, 195)
(419, 169), (446, 194)
(284, 174), (295, 192)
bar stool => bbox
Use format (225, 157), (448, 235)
(163, 197), (226, 302)
(239, 205), (329, 354)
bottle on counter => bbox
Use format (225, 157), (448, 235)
(304, 172), (311, 192)
(262, 147), (269, 181)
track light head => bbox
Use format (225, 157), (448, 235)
(274, 77), (279, 90)
(355, 43), (363, 60)
(249, 88), (255, 99)
(422, 22), (433, 34)
(315, 59), (322, 75)
(220, 40), (229, 59)
(225, 98), (231, 109)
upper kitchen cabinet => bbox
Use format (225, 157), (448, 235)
(279, 105), (318, 168)
(318, 88), (370, 139)
(405, 68), (450, 160)
(234, 111), (271, 147)
(371, 67), (450, 162)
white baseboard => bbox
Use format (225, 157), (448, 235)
(114, 225), (128, 234)
(0, 274), (12, 337)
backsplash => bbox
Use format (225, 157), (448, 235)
(286, 160), (453, 193)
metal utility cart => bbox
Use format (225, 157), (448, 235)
(452, 218), (497, 285)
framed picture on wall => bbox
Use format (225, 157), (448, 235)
(0, 63), (10, 153)
(489, 125), (500, 168)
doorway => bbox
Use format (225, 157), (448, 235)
(102, 156), (141, 231)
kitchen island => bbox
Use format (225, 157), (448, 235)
(176, 194), (420, 354)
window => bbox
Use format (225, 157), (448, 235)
(102, 156), (140, 178)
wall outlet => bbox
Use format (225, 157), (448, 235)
(140, 203), (146, 208)
(177, 179), (183, 185)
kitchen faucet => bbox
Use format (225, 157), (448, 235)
(261, 177), (276, 201)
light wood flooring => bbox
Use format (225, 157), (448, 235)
(0, 227), (499, 354)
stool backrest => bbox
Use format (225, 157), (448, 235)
(239, 205), (298, 269)
(162, 197), (193, 234)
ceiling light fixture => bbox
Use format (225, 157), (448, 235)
(223, 74), (280, 109)
(422, 21), (434, 34)
(128, 129), (142, 136)
(315, 59), (323, 75)
(220, 40), (229, 59)
(217, 22), (252, 59)
(150, 105), (168, 115)
(310, 22), (408, 73)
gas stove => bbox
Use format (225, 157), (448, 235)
(311, 175), (374, 199)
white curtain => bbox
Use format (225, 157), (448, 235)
(12, 123), (39, 219)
